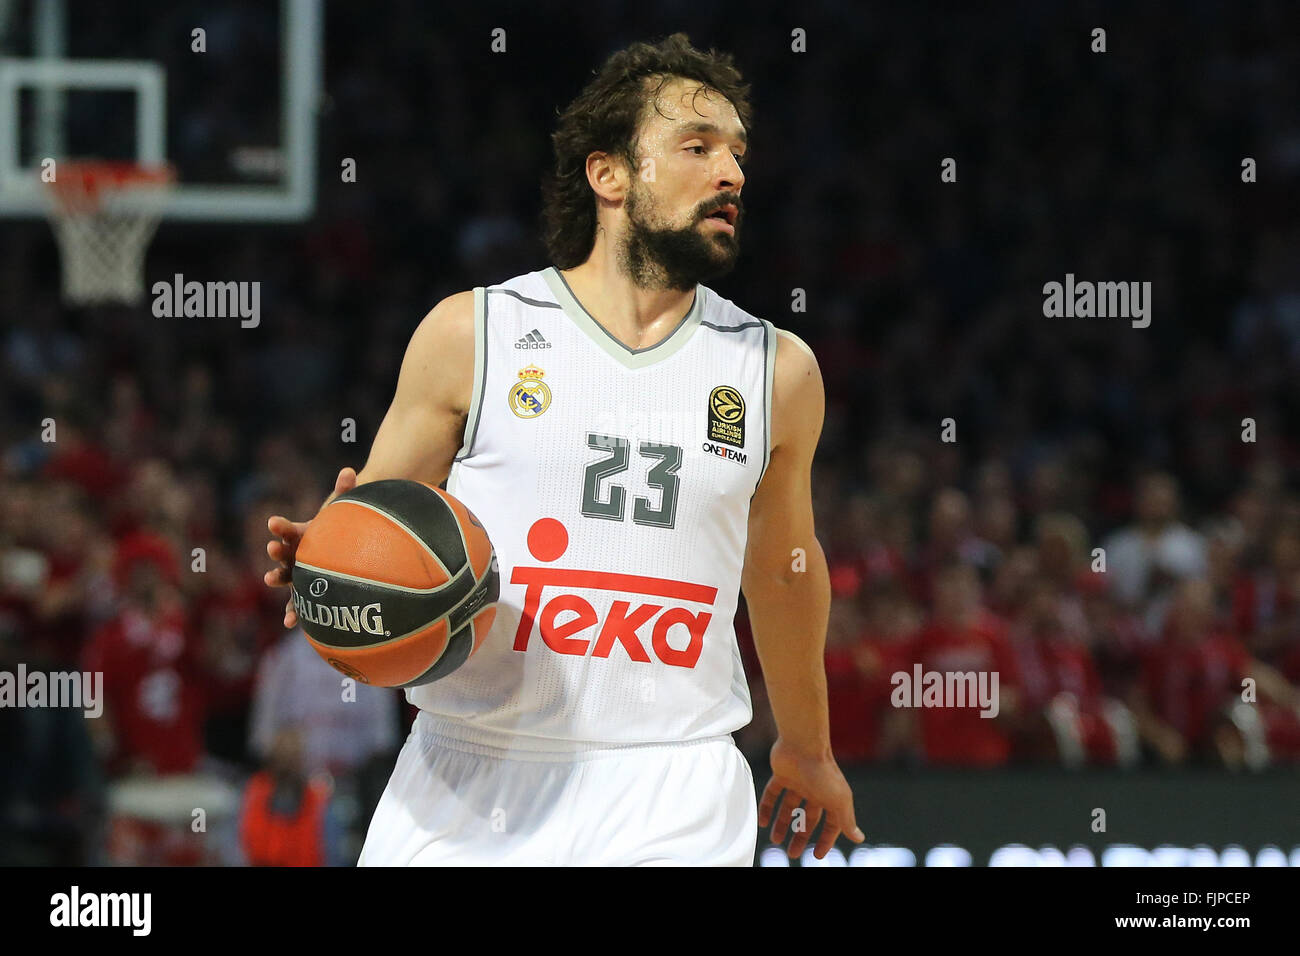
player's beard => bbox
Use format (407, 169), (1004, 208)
(618, 179), (740, 291)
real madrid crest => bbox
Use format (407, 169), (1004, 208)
(509, 365), (552, 418)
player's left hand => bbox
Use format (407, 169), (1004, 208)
(759, 737), (865, 860)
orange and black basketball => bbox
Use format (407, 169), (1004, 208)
(290, 479), (499, 687)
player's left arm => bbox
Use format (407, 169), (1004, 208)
(741, 327), (864, 860)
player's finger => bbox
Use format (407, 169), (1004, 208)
(284, 597), (298, 628)
(769, 789), (802, 845)
(336, 467), (358, 494)
(267, 538), (292, 562)
(756, 777), (786, 828)
(264, 566), (291, 587)
(836, 795), (864, 843)
(811, 811), (843, 860)
(788, 804), (824, 859)
(268, 515), (304, 543)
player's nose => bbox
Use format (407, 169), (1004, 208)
(717, 159), (744, 192)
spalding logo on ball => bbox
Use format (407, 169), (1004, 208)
(291, 479), (500, 687)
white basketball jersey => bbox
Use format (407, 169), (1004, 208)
(406, 265), (777, 749)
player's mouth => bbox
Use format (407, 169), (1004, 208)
(702, 203), (738, 234)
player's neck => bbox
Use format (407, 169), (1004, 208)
(557, 256), (697, 352)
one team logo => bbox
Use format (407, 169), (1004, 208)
(509, 365), (552, 418)
(707, 385), (745, 448)
(702, 441), (746, 465)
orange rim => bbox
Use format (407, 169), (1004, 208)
(46, 161), (175, 213)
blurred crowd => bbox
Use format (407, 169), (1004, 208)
(735, 467), (1300, 771)
(2, 1), (1299, 865)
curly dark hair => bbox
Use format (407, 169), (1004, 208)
(540, 33), (754, 269)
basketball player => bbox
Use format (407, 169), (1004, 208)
(266, 33), (863, 865)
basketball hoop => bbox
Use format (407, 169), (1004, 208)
(44, 160), (175, 306)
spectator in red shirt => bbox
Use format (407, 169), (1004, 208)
(1082, 576), (1150, 702)
(1232, 523), (1300, 664)
(821, 493), (913, 603)
(194, 504), (295, 768)
(40, 421), (128, 504)
(1129, 577), (1300, 768)
(26, 486), (115, 668)
(82, 533), (206, 777)
(912, 488), (988, 606)
(824, 581), (919, 764)
(853, 581), (922, 762)
(824, 596), (876, 765)
(985, 543), (1040, 619)
(913, 561), (1020, 766)
(1011, 574), (1136, 766)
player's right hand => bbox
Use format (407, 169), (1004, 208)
(265, 466), (358, 628)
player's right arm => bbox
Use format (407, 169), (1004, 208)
(264, 290), (476, 628)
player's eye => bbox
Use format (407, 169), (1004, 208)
(687, 145), (707, 155)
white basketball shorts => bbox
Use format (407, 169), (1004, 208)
(357, 711), (757, 866)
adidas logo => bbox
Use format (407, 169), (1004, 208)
(514, 328), (552, 350)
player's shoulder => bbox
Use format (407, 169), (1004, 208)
(695, 283), (770, 336)
(410, 267), (555, 354)
(772, 325), (817, 370)
(393, 293), (477, 410)
(421, 288), (476, 330)
(769, 323), (821, 397)
(764, 321), (823, 451)
(697, 285), (818, 371)
(425, 268), (557, 327)
(408, 289), (476, 364)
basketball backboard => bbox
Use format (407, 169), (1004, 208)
(0, 0), (321, 221)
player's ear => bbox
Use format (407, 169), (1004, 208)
(585, 150), (630, 204)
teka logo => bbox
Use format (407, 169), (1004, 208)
(511, 518), (716, 668)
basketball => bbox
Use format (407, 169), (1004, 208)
(290, 479), (499, 687)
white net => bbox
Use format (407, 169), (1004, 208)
(45, 162), (174, 306)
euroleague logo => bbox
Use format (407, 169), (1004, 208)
(710, 385), (744, 426)
(704, 384), (746, 464)
(511, 517), (716, 668)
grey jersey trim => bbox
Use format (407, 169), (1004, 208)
(757, 319), (778, 488)
(700, 319), (764, 333)
(542, 265), (704, 370)
(488, 287), (563, 310)
(453, 286), (488, 463)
